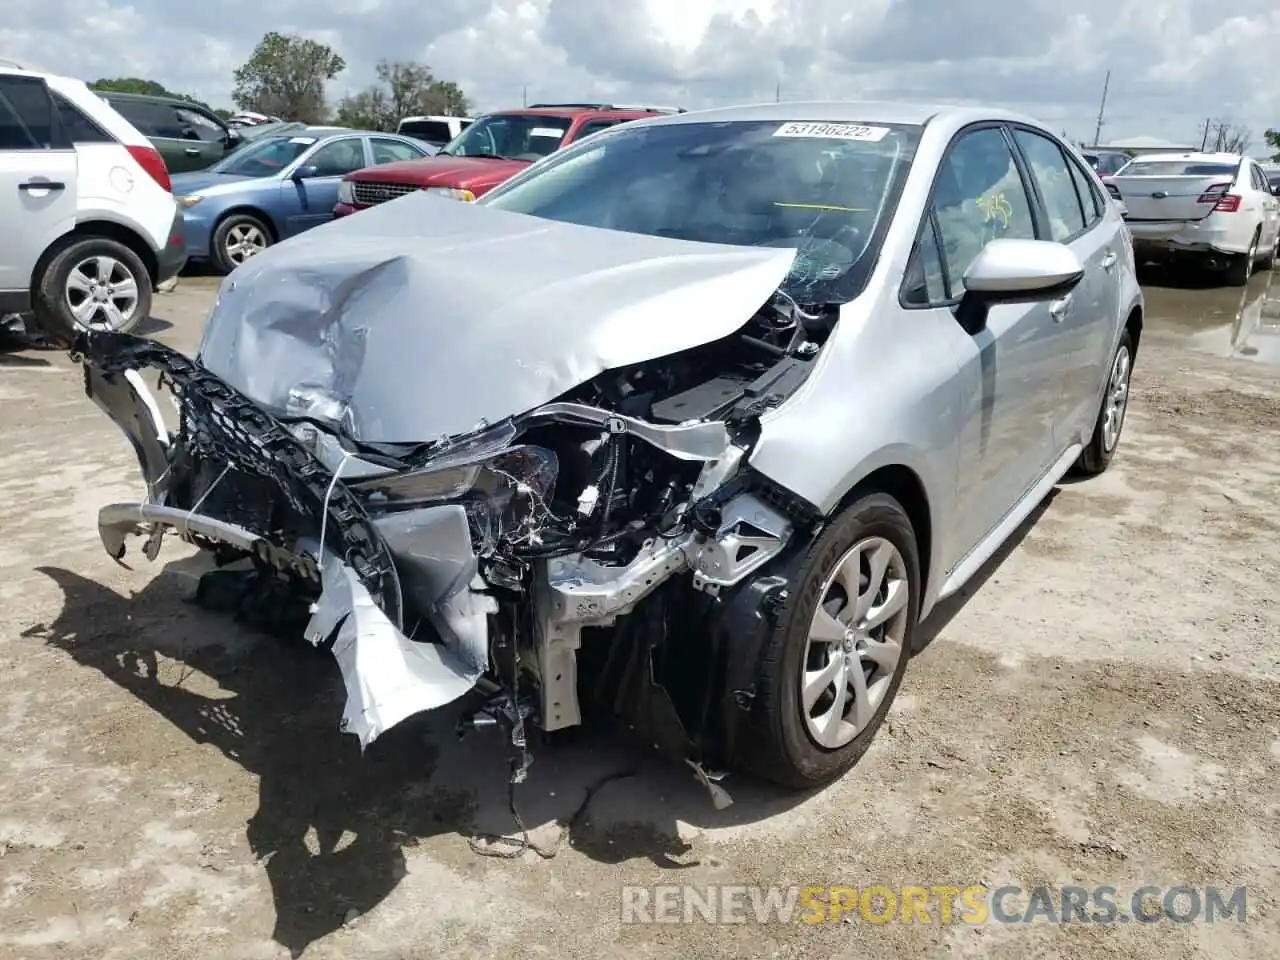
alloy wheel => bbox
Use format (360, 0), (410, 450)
(64, 255), (140, 332)
(800, 536), (909, 749)
(225, 223), (268, 264)
(1102, 344), (1131, 452)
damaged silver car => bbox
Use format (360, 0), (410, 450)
(75, 102), (1142, 803)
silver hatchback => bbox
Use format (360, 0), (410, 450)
(78, 101), (1142, 801)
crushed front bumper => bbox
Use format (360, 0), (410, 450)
(76, 331), (491, 747)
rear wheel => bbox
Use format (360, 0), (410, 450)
(212, 213), (272, 274)
(1224, 231), (1258, 286)
(1260, 231), (1278, 271)
(740, 492), (919, 789)
(1075, 328), (1133, 476)
(31, 237), (152, 344)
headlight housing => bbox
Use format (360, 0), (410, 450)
(424, 186), (475, 202)
(350, 434), (558, 549)
(337, 179), (354, 204)
(176, 195), (203, 209)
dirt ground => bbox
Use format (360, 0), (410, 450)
(1, 267), (1278, 960)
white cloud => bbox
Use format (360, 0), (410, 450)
(3, 0), (1278, 153)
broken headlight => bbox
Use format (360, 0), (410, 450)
(350, 443), (559, 552)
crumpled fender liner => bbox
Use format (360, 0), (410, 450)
(74, 330), (403, 628)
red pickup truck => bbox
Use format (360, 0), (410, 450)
(334, 103), (681, 216)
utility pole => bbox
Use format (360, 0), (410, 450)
(1200, 117), (1212, 151)
(775, 77), (781, 102)
(1091, 70), (1110, 148)
(522, 84), (527, 107)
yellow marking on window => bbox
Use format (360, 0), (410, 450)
(975, 193), (1013, 228)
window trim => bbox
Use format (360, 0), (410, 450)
(0, 75), (73, 152)
(1007, 123), (1092, 246)
(898, 120), (1041, 311)
(50, 91), (114, 145)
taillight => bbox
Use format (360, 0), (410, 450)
(1196, 182), (1230, 205)
(1211, 194), (1241, 213)
(126, 144), (172, 193)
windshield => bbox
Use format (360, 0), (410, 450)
(212, 134), (317, 175)
(439, 114), (571, 161)
(1120, 160), (1239, 177)
(481, 118), (921, 304)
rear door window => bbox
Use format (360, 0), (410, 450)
(0, 75), (60, 149)
(399, 119), (452, 145)
(370, 137), (423, 164)
(1013, 128), (1087, 241)
(51, 92), (113, 143)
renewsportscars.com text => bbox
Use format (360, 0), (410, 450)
(620, 884), (1248, 925)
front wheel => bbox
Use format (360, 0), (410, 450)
(211, 213), (272, 274)
(740, 492), (919, 789)
(1074, 329), (1133, 476)
(31, 237), (152, 343)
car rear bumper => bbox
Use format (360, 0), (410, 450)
(1125, 218), (1251, 256)
(156, 207), (189, 282)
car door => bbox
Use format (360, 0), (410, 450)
(173, 105), (230, 170)
(910, 124), (1068, 561)
(278, 136), (370, 237)
(0, 74), (77, 304)
(1011, 126), (1120, 436)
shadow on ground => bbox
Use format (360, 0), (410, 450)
(21, 490), (1050, 955)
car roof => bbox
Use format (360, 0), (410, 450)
(630, 99), (1053, 131)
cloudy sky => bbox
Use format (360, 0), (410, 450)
(4, 0), (1278, 153)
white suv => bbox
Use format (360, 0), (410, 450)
(1107, 152), (1280, 284)
(0, 62), (186, 340)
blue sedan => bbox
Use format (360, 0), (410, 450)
(171, 128), (436, 274)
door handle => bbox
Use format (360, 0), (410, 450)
(1049, 295), (1072, 322)
(1100, 251), (1118, 270)
(184, 147), (201, 156)
(18, 180), (65, 191)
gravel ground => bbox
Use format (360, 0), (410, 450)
(0, 271), (1277, 960)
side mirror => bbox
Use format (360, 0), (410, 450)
(954, 238), (1084, 336)
(292, 164), (320, 181)
(181, 128), (202, 141)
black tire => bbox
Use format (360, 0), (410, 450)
(739, 492), (920, 789)
(1224, 231), (1258, 286)
(1075, 328), (1134, 476)
(31, 237), (152, 345)
(1260, 232), (1278, 271)
(211, 213), (272, 275)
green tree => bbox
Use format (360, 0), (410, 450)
(1265, 128), (1280, 162)
(335, 59), (471, 131)
(231, 31), (345, 123)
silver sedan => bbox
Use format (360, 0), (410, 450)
(79, 100), (1142, 801)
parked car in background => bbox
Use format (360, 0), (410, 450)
(1081, 149), (1130, 177)
(396, 114), (471, 149)
(335, 103), (683, 215)
(81, 101), (1141, 799)
(171, 127), (431, 273)
(1, 63), (184, 340)
(97, 91), (242, 173)
(1262, 162), (1280, 197)
(1106, 152), (1280, 283)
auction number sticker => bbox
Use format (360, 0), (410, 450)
(772, 122), (889, 141)
(530, 127), (564, 138)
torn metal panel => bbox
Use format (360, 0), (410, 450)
(195, 197), (795, 443)
(305, 555), (492, 749)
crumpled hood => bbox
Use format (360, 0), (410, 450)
(197, 192), (796, 443)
